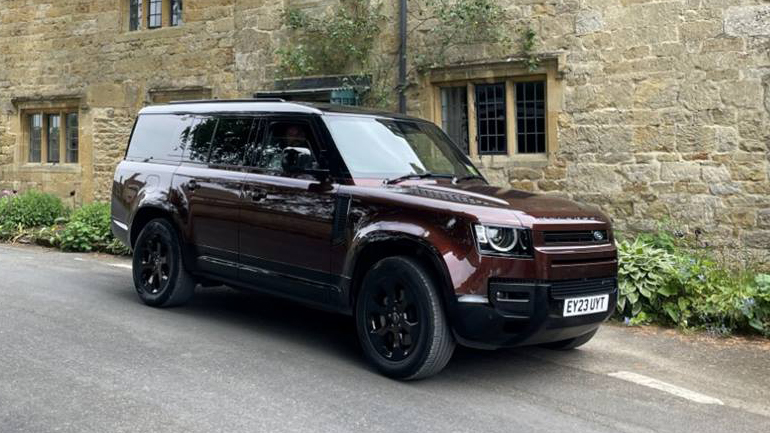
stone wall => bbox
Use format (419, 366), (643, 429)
(0, 0), (768, 259)
(407, 0), (770, 262)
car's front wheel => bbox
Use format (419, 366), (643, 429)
(355, 256), (455, 380)
(132, 218), (196, 308)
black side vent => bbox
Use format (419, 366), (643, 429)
(544, 230), (608, 244)
(407, 187), (492, 206)
(331, 194), (352, 246)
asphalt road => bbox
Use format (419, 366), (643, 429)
(1, 244), (768, 433)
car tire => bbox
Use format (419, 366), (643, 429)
(541, 328), (598, 350)
(355, 256), (455, 380)
(132, 218), (196, 308)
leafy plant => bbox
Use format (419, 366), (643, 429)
(277, 0), (384, 77)
(617, 227), (770, 337)
(277, 0), (525, 108)
(616, 239), (677, 320)
(521, 26), (539, 71)
(58, 202), (118, 253)
(0, 190), (65, 228)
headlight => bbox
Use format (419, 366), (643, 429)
(473, 224), (532, 257)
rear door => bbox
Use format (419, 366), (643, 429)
(173, 115), (256, 279)
(238, 116), (339, 304)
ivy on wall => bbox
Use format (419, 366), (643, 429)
(276, 0), (538, 107)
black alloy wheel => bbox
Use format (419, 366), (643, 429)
(364, 280), (422, 362)
(132, 218), (196, 308)
(356, 256), (455, 380)
(138, 233), (170, 295)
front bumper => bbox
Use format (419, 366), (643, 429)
(450, 277), (617, 349)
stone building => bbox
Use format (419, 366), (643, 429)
(0, 0), (768, 258)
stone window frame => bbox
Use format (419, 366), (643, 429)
(426, 58), (562, 166)
(123, 0), (182, 32)
(17, 99), (82, 167)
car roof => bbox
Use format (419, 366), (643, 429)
(138, 100), (425, 122)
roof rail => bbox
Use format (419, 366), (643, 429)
(168, 98), (286, 105)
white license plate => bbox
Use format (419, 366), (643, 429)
(563, 294), (609, 317)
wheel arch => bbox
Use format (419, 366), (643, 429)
(345, 231), (457, 321)
(129, 204), (197, 273)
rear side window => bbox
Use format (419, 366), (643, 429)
(127, 114), (194, 163)
(209, 117), (254, 166)
(186, 117), (217, 163)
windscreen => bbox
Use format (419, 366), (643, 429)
(323, 116), (480, 179)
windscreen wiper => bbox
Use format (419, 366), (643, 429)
(384, 172), (454, 185)
(452, 174), (487, 184)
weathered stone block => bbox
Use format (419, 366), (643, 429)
(566, 165), (622, 194)
(661, 162), (701, 182)
(575, 10), (603, 35)
(725, 6), (770, 37)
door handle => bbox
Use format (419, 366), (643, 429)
(249, 189), (267, 202)
(186, 180), (200, 192)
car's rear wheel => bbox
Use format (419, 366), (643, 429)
(355, 256), (455, 380)
(132, 218), (196, 308)
(541, 328), (598, 350)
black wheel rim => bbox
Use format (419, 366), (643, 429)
(364, 279), (421, 362)
(139, 234), (170, 295)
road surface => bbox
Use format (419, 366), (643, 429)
(0, 243), (768, 433)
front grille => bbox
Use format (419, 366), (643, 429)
(543, 230), (608, 244)
(549, 277), (616, 299)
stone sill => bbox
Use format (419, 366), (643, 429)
(472, 154), (550, 168)
(18, 164), (82, 174)
(114, 24), (190, 42)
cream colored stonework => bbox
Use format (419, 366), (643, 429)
(0, 1), (768, 259)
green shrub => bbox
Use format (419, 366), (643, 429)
(617, 231), (770, 337)
(616, 239), (677, 324)
(0, 190), (65, 228)
(58, 202), (123, 253)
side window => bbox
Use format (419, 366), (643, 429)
(127, 114), (194, 162)
(208, 117), (254, 166)
(185, 117), (217, 163)
(251, 121), (319, 175)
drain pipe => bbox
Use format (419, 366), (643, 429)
(398, 0), (407, 114)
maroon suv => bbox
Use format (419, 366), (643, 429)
(111, 100), (618, 380)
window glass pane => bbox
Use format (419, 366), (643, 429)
(47, 114), (60, 163)
(515, 81), (546, 154)
(28, 114), (42, 163)
(129, 0), (141, 31)
(66, 113), (78, 163)
(127, 114), (194, 162)
(474, 83), (507, 155)
(324, 116), (480, 179)
(148, 0), (162, 28)
(171, 0), (183, 26)
(252, 122), (318, 175)
(209, 117), (253, 166)
(440, 87), (469, 154)
(186, 117), (217, 163)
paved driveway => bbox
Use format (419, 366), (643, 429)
(1, 244), (768, 433)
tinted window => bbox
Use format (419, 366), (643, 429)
(185, 117), (217, 163)
(209, 117), (254, 166)
(251, 121), (318, 174)
(127, 114), (194, 162)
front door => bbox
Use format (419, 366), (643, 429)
(238, 117), (338, 304)
(173, 115), (256, 279)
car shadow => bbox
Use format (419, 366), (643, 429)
(137, 284), (588, 380)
